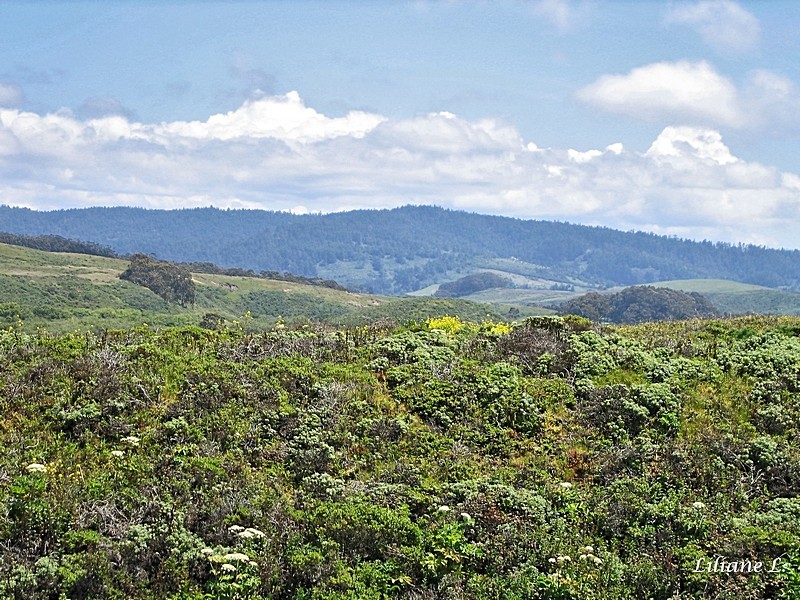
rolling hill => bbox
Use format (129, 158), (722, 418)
(2, 204), (799, 295)
(0, 243), (512, 333)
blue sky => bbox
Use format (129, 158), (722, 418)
(1, 1), (799, 248)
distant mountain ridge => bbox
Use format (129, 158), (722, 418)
(1, 204), (798, 294)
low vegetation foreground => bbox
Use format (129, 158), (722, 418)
(2, 314), (800, 598)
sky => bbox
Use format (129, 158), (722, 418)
(1, 0), (799, 249)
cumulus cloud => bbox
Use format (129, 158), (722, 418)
(579, 61), (800, 133)
(665, 0), (760, 54)
(0, 92), (798, 248)
(152, 91), (386, 144)
(646, 126), (737, 165)
(577, 60), (743, 127)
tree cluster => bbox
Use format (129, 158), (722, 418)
(556, 285), (719, 323)
(434, 271), (513, 297)
(119, 254), (195, 307)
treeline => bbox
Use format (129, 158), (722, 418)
(556, 285), (720, 323)
(2, 204), (799, 294)
(183, 261), (350, 292)
(0, 231), (117, 257)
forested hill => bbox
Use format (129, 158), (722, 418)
(1, 204), (799, 294)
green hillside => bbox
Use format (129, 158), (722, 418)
(0, 243), (502, 332)
(2, 315), (800, 598)
(3, 205), (800, 294)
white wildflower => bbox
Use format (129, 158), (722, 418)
(548, 557), (557, 564)
(692, 501), (706, 510)
(25, 463), (47, 473)
(239, 527), (266, 539)
(438, 505), (450, 513)
(460, 512), (472, 521)
(110, 450), (124, 458)
(593, 556), (603, 565)
(121, 436), (140, 446)
(559, 482), (573, 489)
(582, 545), (594, 553)
(223, 552), (250, 562)
(200, 548), (214, 555)
(228, 525), (245, 533)
(220, 563), (236, 572)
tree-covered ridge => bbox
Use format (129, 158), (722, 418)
(2, 204), (799, 294)
(0, 231), (117, 258)
(556, 285), (720, 323)
(1, 315), (799, 598)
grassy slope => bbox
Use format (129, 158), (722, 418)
(3, 244), (800, 335)
(0, 243), (503, 332)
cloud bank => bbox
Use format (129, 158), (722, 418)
(0, 91), (798, 249)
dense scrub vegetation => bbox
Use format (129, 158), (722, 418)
(1, 315), (799, 598)
(3, 204), (800, 294)
(556, 286), (720, 324)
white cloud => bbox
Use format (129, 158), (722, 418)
(568, 143), (623, 164)
(666, 0), (760, 54)
(577, 60), (743, 127)
(1, 92), (799, 249)
(371, 111), (523, 154)
(152, 91), (386, 144)
(580, 61), (800, 133)
(568, 148), (602, 163)
(646, 126), (737, 165)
